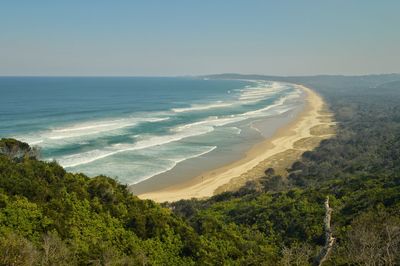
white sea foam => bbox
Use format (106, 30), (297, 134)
(239, 81), (286, 103)
(57, 120), (215, 168)
(42, 81), (303, 186)
(59, 87), (299, 167)
(173, 116), (244, 132)
(66, 144), (218, 185)
(18, 116), (169, 146)
(172, 101), (234, 113)
(58, 113), (248, 169)
(240, 93), (291, 117)
(174, 89), (300, 133)
(170, 81), (286, 114)
(128, 145), (217, 185)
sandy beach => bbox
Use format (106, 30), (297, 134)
(138, 84), (335, 202)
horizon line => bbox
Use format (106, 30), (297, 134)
(0, 72), (399, 78)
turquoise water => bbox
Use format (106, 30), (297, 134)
(0, 77), (301, 184)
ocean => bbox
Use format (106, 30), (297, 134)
(0, 77), (303, 186)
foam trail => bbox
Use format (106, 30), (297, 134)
(172, 102), (234, 113)
(175, 89), (300, 130)
(18, 116), (169, 146)
(58, 88), (300, 168)
(239, 81), (287, 103)
(173, 116), (245, 132)
(58, 122), (215, 167)
(128, 145), (217, 185)
(49, 119), (155, 140)
(171, 81), (287, 114)
(240, 94), (290, 116)
(59, 114), (244, 168)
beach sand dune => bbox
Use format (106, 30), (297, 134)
(138, 85), (335, 202)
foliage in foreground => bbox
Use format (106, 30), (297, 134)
(1, 74), (400, 265)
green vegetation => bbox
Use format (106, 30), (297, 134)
(0, 137), (202, 265)
(1, 74), (400, 265)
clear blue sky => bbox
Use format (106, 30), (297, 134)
(1, 0), (399, 76)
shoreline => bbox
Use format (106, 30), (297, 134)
(137, 84), (335, 202)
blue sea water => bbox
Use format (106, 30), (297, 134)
(0, 77), (302, 185)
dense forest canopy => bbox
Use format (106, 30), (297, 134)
(1, 74), (400, 265)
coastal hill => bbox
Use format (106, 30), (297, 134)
(1, 74), (400, 265)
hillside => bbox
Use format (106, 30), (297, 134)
(1, 75), (400, 265)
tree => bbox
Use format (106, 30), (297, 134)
(343, 211), (400, 265)
(0, 233), (39, 266)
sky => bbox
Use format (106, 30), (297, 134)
(0, 0), (399, 76)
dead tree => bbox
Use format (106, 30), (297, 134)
(314, 196), (335, 266)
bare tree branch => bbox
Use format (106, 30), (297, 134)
(314, 196), (335, 266)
